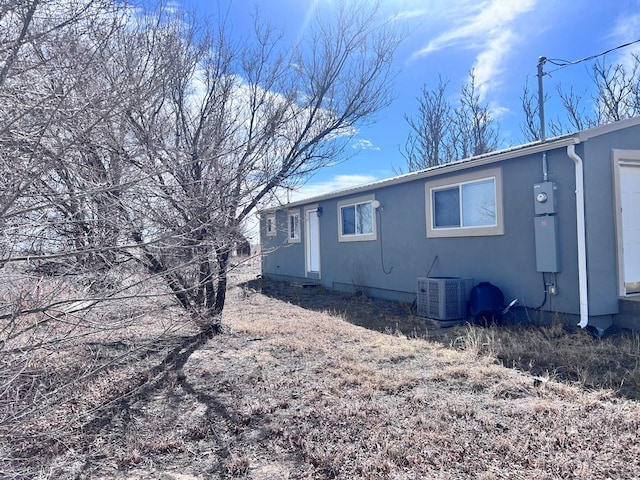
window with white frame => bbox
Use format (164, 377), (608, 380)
(266, 213), (276, 237)
(425, 167), (503, 238)
(338, 194), (377, 242)
(288, 210), (301, 243)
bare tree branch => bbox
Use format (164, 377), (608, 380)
(402, 70), (498, 172)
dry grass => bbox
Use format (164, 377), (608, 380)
(449, 321), (640, 399)
(254, 276), (640, 400)
(3, 267), (640, 479)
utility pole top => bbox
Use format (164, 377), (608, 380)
(537, 56), (547, 142)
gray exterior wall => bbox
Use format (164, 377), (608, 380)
(260, 121), (640, 319)
(581, 127), (640, 315)
(260, 209), (307, 280)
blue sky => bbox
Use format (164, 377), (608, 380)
(187, 0), (640, 202)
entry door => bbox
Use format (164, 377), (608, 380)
(305, 208), (320, 278)
(620, 163), (640, 294)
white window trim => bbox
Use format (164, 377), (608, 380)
(425, 167), (504, 238)
(287, 209), (301, 243)
(266, 213), (276, 237)
(337, 194), (377, 242)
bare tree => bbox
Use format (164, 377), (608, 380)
(402, 70), (499, 172)
(0, 2), (399, 474)
(522, 55), (640, 139)
(402, 76), (454, 170)
(0, 3), (161, 475)
(452, 70), (499, 158)
(123, 1), (399, 333)
(592, 56), (640, 123)
(0, 0), (118, 222)
(547, 84), (600, 137)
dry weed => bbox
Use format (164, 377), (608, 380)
(224, 454), (251, 476)
(452, 321), (640, 399)
(5, 270), (640, 479)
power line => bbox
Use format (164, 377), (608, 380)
(544, 38), (640, 75)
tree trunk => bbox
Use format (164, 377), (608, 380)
(213, 247), (229, 316)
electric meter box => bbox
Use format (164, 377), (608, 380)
(533, 182), (557, 215)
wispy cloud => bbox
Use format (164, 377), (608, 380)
(389, 9), (430, 22)
(352, 138), (381, 151)
(608, 10), (640, 69)
(410, 0), (536, 99)
(471, 28), (516, 99)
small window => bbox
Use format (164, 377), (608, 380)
(426, 167), (503, 238)
(338, 195), (377, 242)
(266, 214), (276, 237)
(288, 210), (301, 243)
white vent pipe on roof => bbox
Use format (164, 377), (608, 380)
(567, 143), (589, 328)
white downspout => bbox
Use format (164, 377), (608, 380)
(567, 143), (589, 328)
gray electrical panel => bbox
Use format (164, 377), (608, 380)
(534, 215), (559, 272)
(533, 182), (557, 215)
(533, 181), (560, 273)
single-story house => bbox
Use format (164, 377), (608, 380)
(259, 117), (640, 331)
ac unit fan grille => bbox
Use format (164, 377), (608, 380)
(417, 277), (473, 320)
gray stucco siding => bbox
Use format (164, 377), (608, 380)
(415, 152), (581, 314)
(260, 210), (306, 280)
(261, 151), (584, 314)
(260, 120), (640, 320)
(581, 127), (640, 314)
(324, 181), (430, 297)
(263, 152), (583, 314)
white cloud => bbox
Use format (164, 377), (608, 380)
(472, 28), (515, 99)
(410, 0), (536, 100)
(388, 8), (430, 22)
(352, 138), (381, 151)
(385, 0), (472, 24)
(488, 100), (509, 119)
(608, 12), (640, 70)
(289, 174), (378, 202)
(609, 11), (640, 43)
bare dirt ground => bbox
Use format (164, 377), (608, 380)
(5, 263), (640, 479)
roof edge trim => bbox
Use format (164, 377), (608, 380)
(261, 116), (640, 213)
(261, 136), (578, 212)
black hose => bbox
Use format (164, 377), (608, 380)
(378, 209), (393, 275)
(534, 272), (547, 310)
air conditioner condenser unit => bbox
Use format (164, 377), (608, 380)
(417, 277), (473, 321)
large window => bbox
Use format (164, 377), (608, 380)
(426, 168), (503, 238)
(288, 209), (301, 243)
(338, 195), (377, 242)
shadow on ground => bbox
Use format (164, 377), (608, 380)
(243, 277), (431, 338)
(241, 276), (640, 400)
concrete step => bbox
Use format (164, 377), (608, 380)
(613, 297), (640, 330)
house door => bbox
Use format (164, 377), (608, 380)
(620, 162), (640, 294)
(305, 207), (321, 278)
